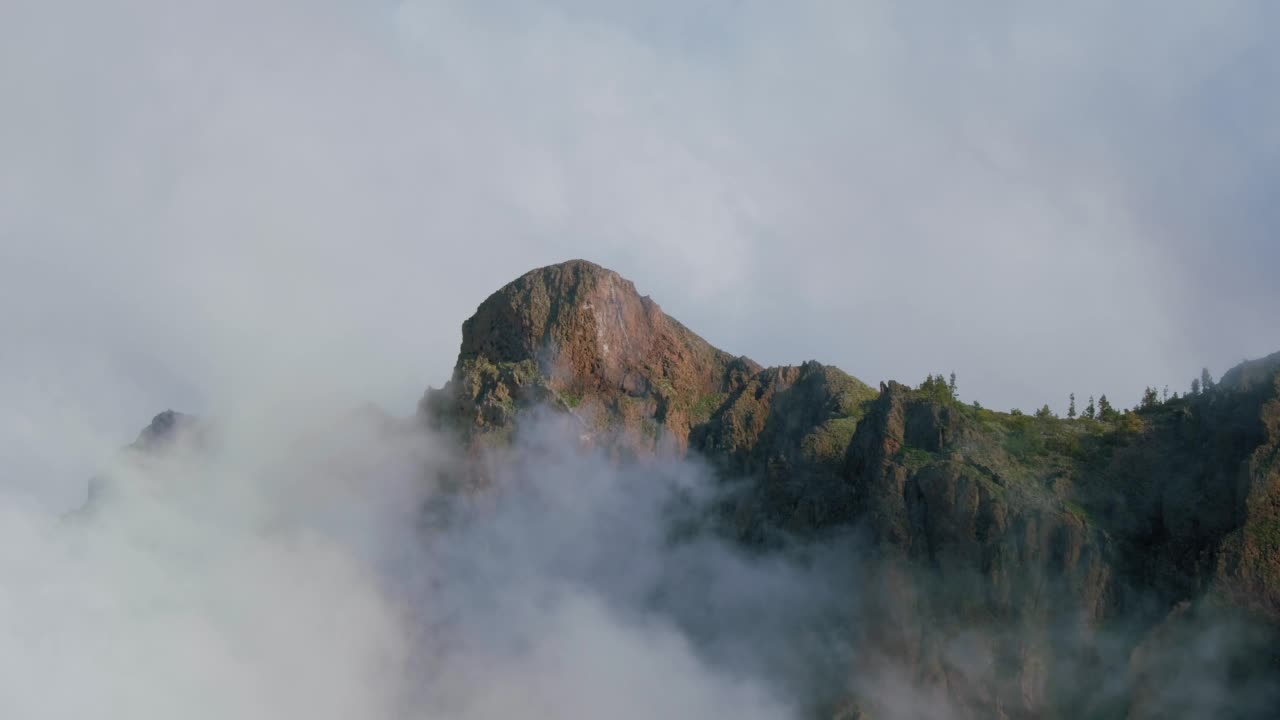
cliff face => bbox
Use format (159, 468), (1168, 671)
(103, 261), (1272, 717)
(420, 261), (1280, 718)
(811, 363), (1279, 717)
(421, 260), (759, 461)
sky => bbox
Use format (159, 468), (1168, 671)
(3, 0), (1279, 508)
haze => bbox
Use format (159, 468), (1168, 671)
(3, 1), (1277, 509)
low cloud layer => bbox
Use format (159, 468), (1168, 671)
(6, 397), (1276, 718)
(2, 2), (1278, 716)
(1, 406), (824, 719)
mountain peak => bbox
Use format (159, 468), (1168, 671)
(457, 259), (652, 381)
(425, 260), (759, 454)
(131, 409), (196, 451)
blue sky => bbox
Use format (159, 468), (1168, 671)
(2, 0), (1278, 507)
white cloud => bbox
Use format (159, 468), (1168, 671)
(1, 0), (1277, 498)
(0, 403), (814, 718)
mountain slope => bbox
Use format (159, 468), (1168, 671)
(419, 260), (1280, 718)
(103, 260), (1278, 718)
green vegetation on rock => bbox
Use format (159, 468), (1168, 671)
(416, 261), (1280, 719)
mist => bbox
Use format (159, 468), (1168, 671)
(5, 395), (1275, 718)
(5, 0), (1280, 504)
(0, 402), (831, 718)
(3, 1), (1278, 717)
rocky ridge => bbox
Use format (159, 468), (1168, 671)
(420, 260), (1280, 718)
(104, 260), (1280, 718)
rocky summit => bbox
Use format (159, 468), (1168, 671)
(416, 260), (1280, 718)
(115, 260), (1280, 718)
(420, 259), (762, 459)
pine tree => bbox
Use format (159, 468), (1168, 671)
(1140, 387), (1159, 410)
(1035, 404), (1054, 419)
(1067, 393), (1077, 419)
(1162, 385), (1169, 402)
(1191, 378), (1201, 396)
(918, 373), (955, 404)
(1201, 367), (1215, 392)
(1098, 394), (1118, 421)
(1084, 396), (1096, 420)
(948, 371), (957, 398)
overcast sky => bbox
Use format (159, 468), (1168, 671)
(3, 0), (1278, 508)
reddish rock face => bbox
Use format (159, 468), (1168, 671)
(100, 257), (1280, 719)
(428, 259), (759, 455)
(417, 260), (1280, 718)
(458, 259), (750, 401)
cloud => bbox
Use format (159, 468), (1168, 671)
(1, 7), (1276, 714)
(2, 0), (1277, 548)
(0, 394), (826, 718)
(0, 420), (413, 718)
(1, 357), (1276, 717)
(2, 4), (1278, 708)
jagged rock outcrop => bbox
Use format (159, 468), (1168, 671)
(417, 260), (1280, 718)
(420, 259), (760, 460)
(829, 367), (1280, 717)
(111, 261), (1277, 718)
(835, 382), (1127, 717)
(80, 410), (208, 508)
(1090, 351), (1280, 629)
(130, 409), (199, 451)
(693, 361), (878, 538)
